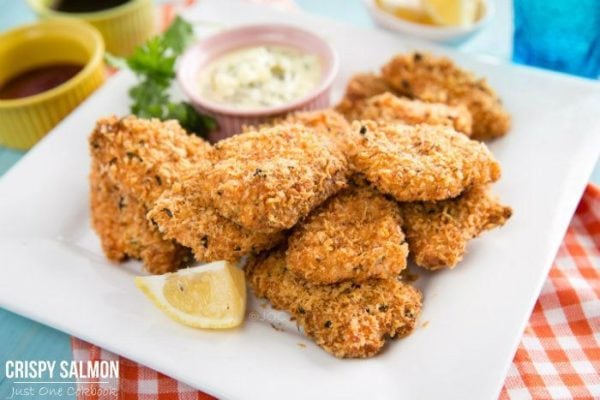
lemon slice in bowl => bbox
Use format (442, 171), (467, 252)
(135, 261), (246, 329)
(376, 0), (434, 24)
(422, 0), (480, 26)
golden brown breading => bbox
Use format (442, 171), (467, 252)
(335, 73), (392, 119)
(198, 124), (349, 234)
(344, 92), (473, 136)
(286, 185), (408, 285)
(381, 52), (511, 140)
(89, 115), (212, 204)
(147, 168), (285, 262)
(243, 109), (357, 155)
(349, 121), (501, 201)
(90, 163), (192, 274)
(399, 185), (512, 270)
(246, 249), (422, 358)
(89, 116), (210, 273)
(280, 109), (357, 154)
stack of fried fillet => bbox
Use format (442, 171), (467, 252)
(89, 52), (512, 358)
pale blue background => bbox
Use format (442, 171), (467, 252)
(0, 1), (598, 398)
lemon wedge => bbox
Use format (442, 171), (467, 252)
(376, 0), (434, 25)
(135, 261), (246, 329)
(422, 0), (480, 26)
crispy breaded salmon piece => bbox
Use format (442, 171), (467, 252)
(399, 186), (512, 270)
(286, 184), (408, 285)
(381, 52), (511, 140)
(280, 109), (357, 154)
(89, 116), (210, 272)
(244, 109), (357, 155)
(335, 72), (392, 119)
(246, 249), (422, 358)
(349, 121), (501, 202)
(147, 169), (285, 262)
(89, 115), (212, 204)
(90, 163), (192, 274)
(199, 124), (348, 234)
(345, 92), (473, 136)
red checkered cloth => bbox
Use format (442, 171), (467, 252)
(499, 184), (600, 399)
(73, 1), (600, 399)
(72, 185), (600, 400)
(71, 337), (215, 400)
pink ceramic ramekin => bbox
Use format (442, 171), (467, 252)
(177, 24), (339, 142)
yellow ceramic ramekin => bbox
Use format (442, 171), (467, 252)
(27, 0), (156, 56)
(0, 19), (105, 150)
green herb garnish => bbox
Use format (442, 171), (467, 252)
(106, 16), (216, 137)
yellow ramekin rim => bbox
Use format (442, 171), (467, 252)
(0, 19), (105, 109)
(26, 0), (149, 23)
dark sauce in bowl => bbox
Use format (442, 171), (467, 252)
(0, 64), (83, 100)
(50, 0), (131, 13)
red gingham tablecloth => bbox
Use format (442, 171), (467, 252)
(499, 184), (600, 399)
(72, 1), (600, 399)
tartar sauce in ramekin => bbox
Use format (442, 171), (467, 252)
(197, 45), (321, 110)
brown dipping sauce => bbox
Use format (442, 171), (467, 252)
(50, 0), (131, 13)
(0, 64), (83, 100)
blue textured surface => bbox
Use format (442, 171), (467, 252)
(0, 0), (598, 396)
(0, 311), (75, 399)
(0, 1), (75, 398)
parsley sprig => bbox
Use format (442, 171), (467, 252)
(106, 17), (216, 137)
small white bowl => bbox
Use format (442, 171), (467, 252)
(363, 0), (494, 44)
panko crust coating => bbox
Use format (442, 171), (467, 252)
(286, 185), (408, 285)
(349, 121), (501, 202)
(345, 92), (473, 136)
(399, 185), (512, 270)
(89, 115), (212, 204)
(89, 115), (209, 273)
(147, 169), (285, 262)
(246, 249), (422, 358)
(90, 163), (192, 274)
(243, 109), (357, 155)
(335, 73), (392, 118)
(199, 124), (349, 233)
(280, 109), (357, 154)
(381, 52), (511, 140)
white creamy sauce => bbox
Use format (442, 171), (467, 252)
(197, 45), (321, 109)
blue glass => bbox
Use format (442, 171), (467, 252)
(513, 0), (600, 79)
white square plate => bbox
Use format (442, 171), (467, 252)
(1, 1), (599, 399)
